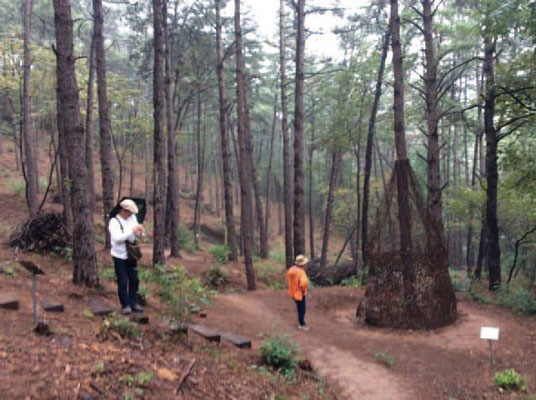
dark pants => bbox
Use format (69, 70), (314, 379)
(295, 296), (306, 326)
(113, 257), (139, 308)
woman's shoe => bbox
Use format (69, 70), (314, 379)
(298, 324), (309, 331)
(132, 304), (144, 313)
(122, 306), (132, 314)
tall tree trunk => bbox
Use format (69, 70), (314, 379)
(164, 2), (180, 258)
(153, 0), (167, 266)
(235, 0), (256, 290)
(215, 0), (237, 260)
(293, 0), (306, 257)
(422, 0), (444, 231)
(362, 26), (390, 265)
(23, 0), (38, 217)
(93, 0), (115, 250)
(53, 0), (98, 287)
(85, 36), (96, 209)
(483, 36), (501, 291)
(308, 99), (316, 260)
(265, 88), (278, 241)
(193, 91), (204, 248)
(320, 150), (342, 269)
(391, 0), (415, 303)
(280, 0), (293, 268)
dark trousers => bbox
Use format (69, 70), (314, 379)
(295, 296), (306, 326)
(113, 257), (139, 308)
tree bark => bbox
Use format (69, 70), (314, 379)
(483, 36), (501, 291)
(308, 100), (316, 260)
(280, 0), (293, 268)
(93, 0), (115, 250)
(153, 0), (167, 266)
(422, 0), (444, 231)
(265, 88), (278, 242)
(85, 36), (96, 213)
(53, 0), (98, 287)
(23, 0), (38, 217)
(235, 0), (256, 290)
(215, 0), (237, 260)
(164, 2), (181, 258)
(362, 26), (390, 265)
(320, 150), (342, 269)
(293, 0), (306, 257)
(193, 91), (205, 248)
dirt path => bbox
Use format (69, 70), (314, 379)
(194, 286), (536, 399)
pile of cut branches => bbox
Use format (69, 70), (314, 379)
(8, 212), (71, 253)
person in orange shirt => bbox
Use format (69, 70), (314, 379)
(286, 254), (309, 331)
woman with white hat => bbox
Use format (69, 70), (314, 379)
(108, 198), (145, 314)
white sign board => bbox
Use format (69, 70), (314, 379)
(480, 327), (500, 341)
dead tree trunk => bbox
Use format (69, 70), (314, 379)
(215, 0), (237, 260)
(93, 0), (115, 249)
(320, 150), (342, 269)
(153, 0), (167, 266)
(362, 26), (390, 264)
(23, 0), (38, 217)
(53, 0), (98, 286)
(293, 0), (306, 256)
(235, 0), (256, 290)
(483, 36), (501, 291)
(280, 0), (293, 268)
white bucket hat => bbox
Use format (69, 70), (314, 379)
(120, 199), (138, 214)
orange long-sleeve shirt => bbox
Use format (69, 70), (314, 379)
(286, 265), (308, 301)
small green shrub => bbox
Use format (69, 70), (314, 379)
(494, 368), (527, 392)
(99, 267), (116, 281)
(373, 351), (395, 368)
(260, 335), (298, 381)
(341, 275), (362, 287)
(153, 263), (212, 329)
(51, 246), (73, 261)
(469, 285), (495, 304)
(209, 245), (229, 263)
(135, 369), (154, 386)
(101, 313), (140, 339)
(178, 225), (196, 253)
(497, 285), (536, 315)
(206, 263), (228, 288)
(269, 250), (286, 264)
(449, 268), (471, 292)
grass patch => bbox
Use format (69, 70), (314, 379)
(99, 267), (116, 281)
(257, 263), (285, 289)
(178, 225), (196, 253)
(100, 313), (140, 339)
(497, 284), (536, 315)
(494, 368), (527, 392)
(269, 250), (286, 264)
(208, 244), (229, 263)
(373, 351), (395, 369)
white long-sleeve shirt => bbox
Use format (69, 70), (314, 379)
(108, 214), (139, 260)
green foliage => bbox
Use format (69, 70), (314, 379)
(99, 267), (116, 281)
(449, 269), (472, 292)
(373, 351), (395, 369)
(208, 244), (229, 263)
(134, 369), (154, 386)
(494, 368), (527, 392)
(497, 284), (536, 315)
(101, 313), (140, 339)
(256, 263), (285, 289)
(205, 263), (228, 288)
(269, 250), (286, 264)
(260, 335), (298, 381)
(340, 275), (362, 287)
(469, 285), (496, 305)
(51, 246), (73, 261)
(152, 264), (211, 329)
(178, 225), (196, 253)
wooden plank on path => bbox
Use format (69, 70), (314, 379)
(220, 331), (251, 349)
(187, 323), (220, 342)
(130, 314), (149, 325)
(0, 292), (19, 310)
(41, 297), (64, 312)
(88, 299), (114, 316)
